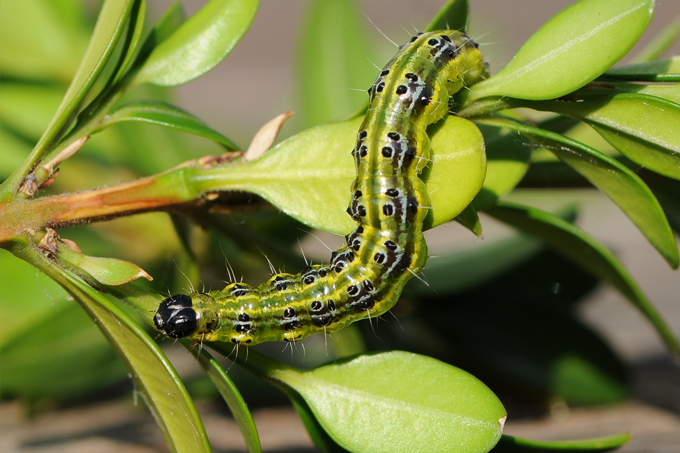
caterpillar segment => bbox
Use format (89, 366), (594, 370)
(154, 31), (488, 345)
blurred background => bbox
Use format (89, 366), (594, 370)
(1, 0), (679, 451)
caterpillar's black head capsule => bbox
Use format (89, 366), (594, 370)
(154, 294), (198, 339)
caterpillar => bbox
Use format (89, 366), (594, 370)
(154, 30), (488, 346)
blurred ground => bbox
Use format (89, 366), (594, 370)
(2, 1), (680, 452)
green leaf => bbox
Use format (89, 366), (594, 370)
(425, 0), (469, 33)
(110, 0), (147, 85)
(297, 0), (376, 128)
(134, 1), (186, 63)
(425, 116), (487, 230)
(472, 124), (532, 211)
(13, 243), (211, 452)
(1, 0), (136, 198)
(603, 56), (680, 81)
(56, 244), (152, 286)
(548, 94), (680, 180)
(35, 0), (135, 156)
(468, 0), (655, 101)
(270, 351), (506, 453)
(486, 201), (679, 356)
(192, 115), (486, 235)
(480, 117), (679, 269)
(192, 345), (262, 453)
(288, 390), (351, 453)
(98, 100), (239, 149)
(132, 0), (259, 86)
(493, 433), (630, 452)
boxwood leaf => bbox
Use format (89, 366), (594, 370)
(15, 243), (211, 453)
(533, 94), (680, 181)
(479, 117), (679, 269)
(132, 0), (258, 86)
(98, 100), (239, 149)
(472, 124), (532, 211)
(468, 0), (654, 101)
(34, 0), (135, 155)
(269, 351), (506, 453)
(191, 344), (262, 453)
(192, 115), (486, 235)
(602, 56), (680, 82)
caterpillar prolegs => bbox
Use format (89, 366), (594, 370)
(154, 30), (488, 346)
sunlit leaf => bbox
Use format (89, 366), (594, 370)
(192, 115), (486, 235)
(99, 100), (239, 149)
(13, 243), (211, 452)
(535, 93), (680, 180)
(479, 117), (679, 269)
(468, 0), (654, 101)
(110, 0), (147, 85)
(132, 0), (258, 86)
(603, 56), (680, 81)
(472, 124), (532, 211)
(192, 345), (262, 453)
(268, 351), (506, 453)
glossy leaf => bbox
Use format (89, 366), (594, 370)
(15, 244), (211, 453)
(132, 0), (258, 86)
(193, 115), (486, 235)
(298, 0), (376, 128)
(493, 433), (630, 452)
(574, 82), (680, 109)
(99, 101), (239, 149)
(487, 202), (679, 356)
(34, 0), (135, 155)
(134, 1), (186, 63)
(480, 117), (679, 269)
(110, 0), (147, 85)
(192, 345), (262, 453)
(468, 0), (654, 101)
(603, 56), (680, 81)
(426, 0), (469, 33)
(472, 124), (532, 211)
(269, 351), (506, 453)
(537, 94), (680, 180)
(56, 244), (152, 286)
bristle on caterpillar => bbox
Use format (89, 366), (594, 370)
(154, 31), (488, 345)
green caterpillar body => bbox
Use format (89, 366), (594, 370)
(154, 30), (488, 346)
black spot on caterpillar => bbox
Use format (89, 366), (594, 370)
(154, 31), (488, 345)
